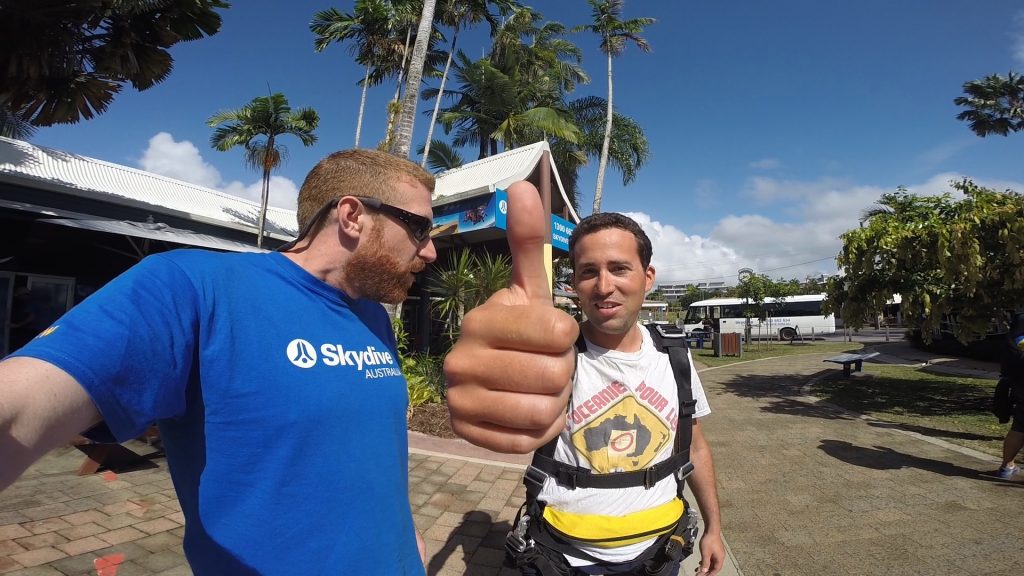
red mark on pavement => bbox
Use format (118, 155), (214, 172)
(101, 471), (118, 482)
(94, 553), (125, 576)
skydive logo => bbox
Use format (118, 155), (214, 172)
(285, 338), (397, 373)
(287, 339), (318, 368)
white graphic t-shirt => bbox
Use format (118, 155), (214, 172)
(537, 327), (711, 566)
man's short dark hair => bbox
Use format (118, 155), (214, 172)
(568, 212), (653, 270)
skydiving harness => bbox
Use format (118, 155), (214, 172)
(506, 324), (701, 573)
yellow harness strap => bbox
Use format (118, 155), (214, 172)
(542, 497), (685, 548)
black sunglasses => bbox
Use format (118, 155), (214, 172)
(351, 196), (433, 242)
(277, 196), (432, 252)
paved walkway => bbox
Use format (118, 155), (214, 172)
(2, 343), (1022, 575)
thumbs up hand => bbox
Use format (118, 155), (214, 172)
(444, 181), (578, 454)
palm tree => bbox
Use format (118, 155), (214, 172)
(207, 93), (319, 248)
(1, 0), (228, 127)
(428, 248), (511, 344)
(311, 1), (391, 148)
(420, 0), (512, 166)
(431, 9), (587, 160)
(416, 139), (465, 173)
(0, 107), (36, 140)
(954, 71), (1024, 137)
(389, 0), (439, 158)
(574, 0), (654, 213)
(434, 52), (580, 158)
(542, 95), (648, 210)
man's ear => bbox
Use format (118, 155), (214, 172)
(645, 265), (655, 293)
(335, 197), (366, 240)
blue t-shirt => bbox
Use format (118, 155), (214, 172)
(14, 250), (424, 575)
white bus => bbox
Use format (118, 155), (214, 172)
(681, 294), (836, 340)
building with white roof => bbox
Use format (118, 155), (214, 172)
(0, 136), (578, 354)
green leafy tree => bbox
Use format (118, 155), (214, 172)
(392, 317), (444, 410)
(311, 1), (392, 148)
(954, 72), (1024, 137)
(207, 93), (319, 248)
(826, 180), (1024, 342)
(574, 0), (654, 213)
(0, 0), (228, 127)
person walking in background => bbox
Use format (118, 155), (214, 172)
(997, 313), (1024, 479)
(0, 149), (439, 574)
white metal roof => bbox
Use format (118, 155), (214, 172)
(434, 141), (581, 223)
(0, 136), (298, 238)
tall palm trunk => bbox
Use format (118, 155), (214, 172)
(390, 0), (437, 159)
(355, 63), (371, 148)
(593, 49), (613, 214)
(385, 26), (413, 145)
(421, 29), (459, 167)
(257, 165), (271, 249)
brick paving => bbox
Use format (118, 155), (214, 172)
(2, 346), (1023, 575)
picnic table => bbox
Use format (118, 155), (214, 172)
(823, 352), (880, 377)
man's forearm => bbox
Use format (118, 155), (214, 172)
(0, 423), (41, 491)
(0, 357), (101, 492)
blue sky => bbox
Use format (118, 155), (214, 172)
(27, 0), (1024, 286)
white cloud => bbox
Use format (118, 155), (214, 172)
(639, 173), (1024, 288)
(221, 176), (299, 211)
(139, 132), (221, 188)
(623, 211), (742, 286)
(138, 132), (300, 210)
(749, 158), (780, 170)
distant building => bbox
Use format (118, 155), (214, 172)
(657, 281), (731, 301)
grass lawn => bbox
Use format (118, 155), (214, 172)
(692, 341), (866, 368)
(811, 364), (1008, 457)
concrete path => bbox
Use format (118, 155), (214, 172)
(698, 352), (1022, 576)
(2, 344), (1022, 575)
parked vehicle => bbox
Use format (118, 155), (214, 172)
(682, 294), (836, 340)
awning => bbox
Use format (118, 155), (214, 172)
(0, 197), (265, 253)
(39, 218), (264, 253)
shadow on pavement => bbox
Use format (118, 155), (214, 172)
(427, 510), (512, 576)
(817, 439), (1015, 484)
(866, 420), (1002, 441)
(812, 371), (992, 418)
(718, 372), (857, 421)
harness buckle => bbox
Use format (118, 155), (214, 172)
(524, 466), (548, 492)
(505, 513), (533, 555)
(644, 466), (655, 489)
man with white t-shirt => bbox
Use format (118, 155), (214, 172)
(510, 212), (725, 576)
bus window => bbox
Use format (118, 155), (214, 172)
(685, 306), (707, 323)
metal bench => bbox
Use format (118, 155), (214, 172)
(685, 331), (708, 349)
(823, 352), (880, 377)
